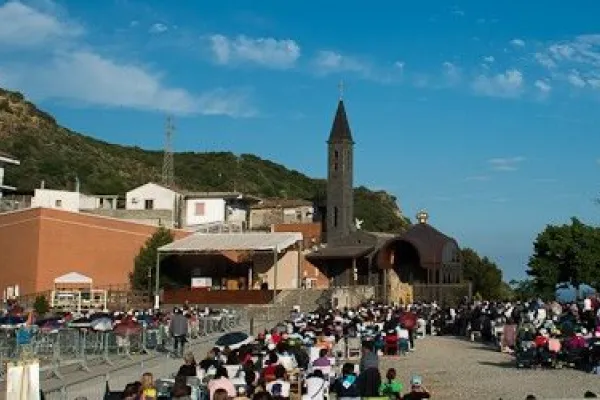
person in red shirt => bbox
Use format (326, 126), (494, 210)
(270, 329), (282, 345)
(262, 352), (279, 382)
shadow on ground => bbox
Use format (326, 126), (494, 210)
(478, 360), (516, 369)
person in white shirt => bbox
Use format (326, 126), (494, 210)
(266, 365), (291, 398)
(303, 370), (327, 400)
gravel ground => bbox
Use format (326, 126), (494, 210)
(381, 336), (600, 399)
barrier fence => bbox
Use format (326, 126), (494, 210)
(0, 313), (245, 399)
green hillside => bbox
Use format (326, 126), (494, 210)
(0, 88), (409, 232)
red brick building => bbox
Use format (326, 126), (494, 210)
(0, 208), (190, 296)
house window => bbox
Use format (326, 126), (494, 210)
(333, 207), (338, 227)
(55, 199), (62, 208)
(296, 210), (302, 221)
(144, 199), (154, 210)
(195, 202), (205, 216)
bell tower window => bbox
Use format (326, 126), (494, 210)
(334, 150), (339, 171)
(334, 207), (338, 227)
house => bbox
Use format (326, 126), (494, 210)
(249, 198), (315, 231)
(26, 186), (120, 213)
(181, 191), (260, 230)
(0, 151), (20, 198)
(124, 182), (260, 230)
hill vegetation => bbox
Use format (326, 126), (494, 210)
(0, 88), (410, 232)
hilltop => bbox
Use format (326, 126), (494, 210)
(0, 88), (410, 232)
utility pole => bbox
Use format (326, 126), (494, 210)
(162, 116), (175, 187)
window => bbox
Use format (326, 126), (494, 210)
(333, 206), (338, 227)
(195, 202), (206, 216)
(333, 150), (339, 171)
(55, 199), (62, 208)
(296, 210), (302, 221)
(144, 199), (154, 210)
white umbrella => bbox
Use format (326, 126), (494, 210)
(90, 317), (113, 331)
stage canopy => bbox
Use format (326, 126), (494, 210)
(54, 272), (93, 285)
(158, 232), (303, 254)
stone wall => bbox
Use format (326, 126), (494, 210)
(331, 286), (376, 309)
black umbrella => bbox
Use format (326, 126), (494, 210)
(215, 331), (252, 349)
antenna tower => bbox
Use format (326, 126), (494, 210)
(161, 115), (175, 187)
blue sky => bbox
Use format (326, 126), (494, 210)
(1, 0), (600, 280)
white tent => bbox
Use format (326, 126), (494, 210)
(54, 272), (93, 285)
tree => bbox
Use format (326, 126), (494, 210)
(461, 248), (505, 299)
(130, 226), (174, 292)
(509, 279), (537, 301)
(527, 217), (600, 296)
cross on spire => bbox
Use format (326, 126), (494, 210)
(338, 80), (345, 100)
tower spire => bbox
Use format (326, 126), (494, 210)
(338, 80), (344, 100)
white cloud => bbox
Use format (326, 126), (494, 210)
(0, 0), (82, 46)
(149, 23), (168, 34)
(0, 2), (253, 117)
(510, 39), (526, 47)
(442, 61), (460, 84)
(535, 35), (600, 91)
(2, 51), (254, 116)
(313, 50), (369, 74)
(534, 79), (552, 93)
(208, 34), (300, 69)
(567, 71), (586, 87)
(487, 156), (525, 171)
(483, 56), (495, 63)
(472, 69), (524, 98)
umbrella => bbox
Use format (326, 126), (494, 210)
(91, 317), (113, 332)
(555, 282), (597, 303)
(215, 332), (253, 350)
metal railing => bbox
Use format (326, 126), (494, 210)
(0, 313), (244, 399)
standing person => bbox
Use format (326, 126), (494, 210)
(358, 342), (381, 397)
(170, 308), (188, 358)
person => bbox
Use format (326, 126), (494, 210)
(312, 348), (331, 367)
(171, 375), (192, 400)
(177, 352), (198, 377)
(208, 366), (236, 399)
(358, 342), (381, 397)
(266, 365), (291, 399)
(379, 368), (403, 399)
(303, 369), (327, 400)
(122, 383), (139, 400)
(214, 388), (230, 400)
(330, 363), (360, 400)
(170, 308), (188, 358)
(200, 349), (220, 372)
(401, 376), (430, 400)
(141, 372), (157, 399)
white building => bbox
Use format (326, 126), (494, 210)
(0, 151), (20, 198)
(124, 182), (261, 229)
(28, 187), (119, 213)
(183, 192), (259, 229)
(126, 182), (178, 211)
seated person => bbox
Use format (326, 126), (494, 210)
(208, 367), (236, 399)
(303, 370), (327, 400)
(171, 375), (192, 400)
(566, 330), (588, 350)
(262, 353), (280, 382)
(312, 348), (331, 367)
(379, 368), (403, 399)
(199, 349), (220, 372)
(384, 330), (399, 355)
(398, 326), (410, 353)
(330, 363), (360, 399)
(266, 365), (291, 399)
(402, 375), (430, 400)
(177, 352), (198, 378)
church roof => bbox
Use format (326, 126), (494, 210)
(401, 222), (457, 265)
(328, 100), (354, 143)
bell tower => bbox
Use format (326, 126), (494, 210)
(326, 86), (354, 245)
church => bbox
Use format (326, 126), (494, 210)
(307, 97), (469, 304)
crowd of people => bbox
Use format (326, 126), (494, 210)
(113, 302), (433, 399)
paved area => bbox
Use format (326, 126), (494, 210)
(382, 336), (600, 399)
